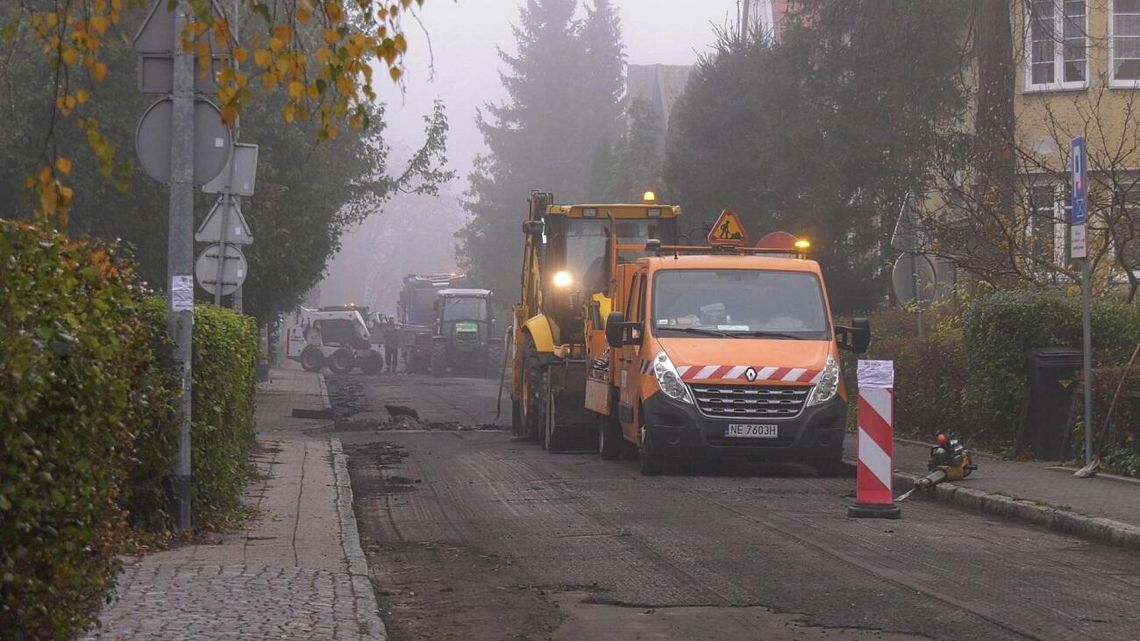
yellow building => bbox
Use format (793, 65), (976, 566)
(927, 0), (1140, 290)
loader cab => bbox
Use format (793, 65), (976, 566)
(529, 201), (681, 345)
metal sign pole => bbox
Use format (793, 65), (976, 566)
(169, 0), (195, 531)
(1082, 257), (1092, 463)
(1071, 136), (1093, 466)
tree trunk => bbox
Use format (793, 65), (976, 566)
(974, 0), (1017, 279)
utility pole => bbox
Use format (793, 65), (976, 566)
(169, 0), (195, 531)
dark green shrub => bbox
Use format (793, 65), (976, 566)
(842, 308), (969, 441)
(962, 289), (1140, 449)
(190, 304), (258, 520)
(877, 330), (969, 440)
(119, 297), (179, 530)
(0, 221), (156, 638)
(1075, 364), (1140, 476)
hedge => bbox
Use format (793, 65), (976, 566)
(853, 294), (1140, 464)
(1078, 364), (1140, 476)
(962, 289), (1140, 449)
(188, 304), (258, 521)
(1, 221), (261, 638)
(0, 221), (157, 638)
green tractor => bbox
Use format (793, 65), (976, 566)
(430, 289), (503, 378)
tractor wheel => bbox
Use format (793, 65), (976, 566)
(328, 348), (355, 375)
(540, 371), (562, 452)
(431, 339), (447, 377)
(484, 340), (504, 379)
(300, 346), (324, 372)
(520, 335), (543, 443)
(511, 399), (523, 438)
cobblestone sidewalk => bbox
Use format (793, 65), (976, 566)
(84, 367), (384, 641)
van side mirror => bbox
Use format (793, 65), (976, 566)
(522, 220), (544, 236)
(836, 317), (872, 355)
(605, 311), (628, 348)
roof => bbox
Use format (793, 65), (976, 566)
(625, 64), (693, 127)
(437, 288), (492, 297)
(547, 204), (681, 219)
(642, 253), (821, 275)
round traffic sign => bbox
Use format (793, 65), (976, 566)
(195, 243), (247, 296)
(135, 97), (233, 186)
(891, 253), (937, 306)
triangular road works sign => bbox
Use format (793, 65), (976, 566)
(708, 209), (749, 246)
(196, 197), (253, 245)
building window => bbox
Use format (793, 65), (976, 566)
(1112, 0), (1140, 86)
(1111, 184), (1140, 276)
(1026, 0), (1088, 91)
(1028, 184), (1068, 267)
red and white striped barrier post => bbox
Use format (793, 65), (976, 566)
(848, 360), (900, 519)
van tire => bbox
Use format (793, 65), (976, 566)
(813, 455), (843, 478)
(639, 422), (663, 476)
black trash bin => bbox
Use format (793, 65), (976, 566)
(1025, 348), (1083, 460)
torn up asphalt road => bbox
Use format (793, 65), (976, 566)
(326, 372), (1140, 641)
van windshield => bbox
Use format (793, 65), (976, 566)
(652, 269), (831, 340)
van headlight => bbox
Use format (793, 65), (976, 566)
(653, 351), (693, 405)
(806, 355), (839, 407)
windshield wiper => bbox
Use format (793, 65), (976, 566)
(657, 326), (736, 338)
(734, 330), (810, 340)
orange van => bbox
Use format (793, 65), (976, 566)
(596, 251), (870, 475)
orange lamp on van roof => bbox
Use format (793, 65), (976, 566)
(755, 231), (802, 251)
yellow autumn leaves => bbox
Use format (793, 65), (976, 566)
(21, 0), (423, 222)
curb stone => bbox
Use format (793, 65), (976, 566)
(331, 438), (387, 641)
(319, 373), (332, 410)
(842, 459), (1140, 551)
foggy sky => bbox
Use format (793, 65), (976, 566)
(381, 0), (740, 173)
(318, 1), (739, 311)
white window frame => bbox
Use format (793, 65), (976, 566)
(1026, 182), (1070, 269)
(1023, 0), (1090, 93)
(1110, 0), (1140, 88)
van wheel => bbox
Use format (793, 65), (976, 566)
(639, 422), (663, 476)
(813, 455), (844, 478)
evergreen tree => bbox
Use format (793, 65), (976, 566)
(665, 1), (968, 311)
(604, 97), (663, 201)
(580, 0), (627, 163)
(458, 0), (627, 300)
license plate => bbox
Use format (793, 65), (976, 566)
(725, 424), (779, 438)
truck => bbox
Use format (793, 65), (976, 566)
(290, 306), (385, 375)
(510, 191), (681, 450)
(590, 212), (871, 475)
(397, 272), (468, 374)
(430, 288), (504, 378)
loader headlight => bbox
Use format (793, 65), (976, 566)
(652, 351), (693, 405)
(553, 270), (574, 289)
(806, 355), (839, 407)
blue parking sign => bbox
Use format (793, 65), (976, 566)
(1071, 137), (1087, 225)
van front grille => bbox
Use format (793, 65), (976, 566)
(690, 384), (810, 419)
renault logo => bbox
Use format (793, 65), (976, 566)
(745, 367), (757, 382)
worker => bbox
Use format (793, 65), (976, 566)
(383, 316), (400, 373)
